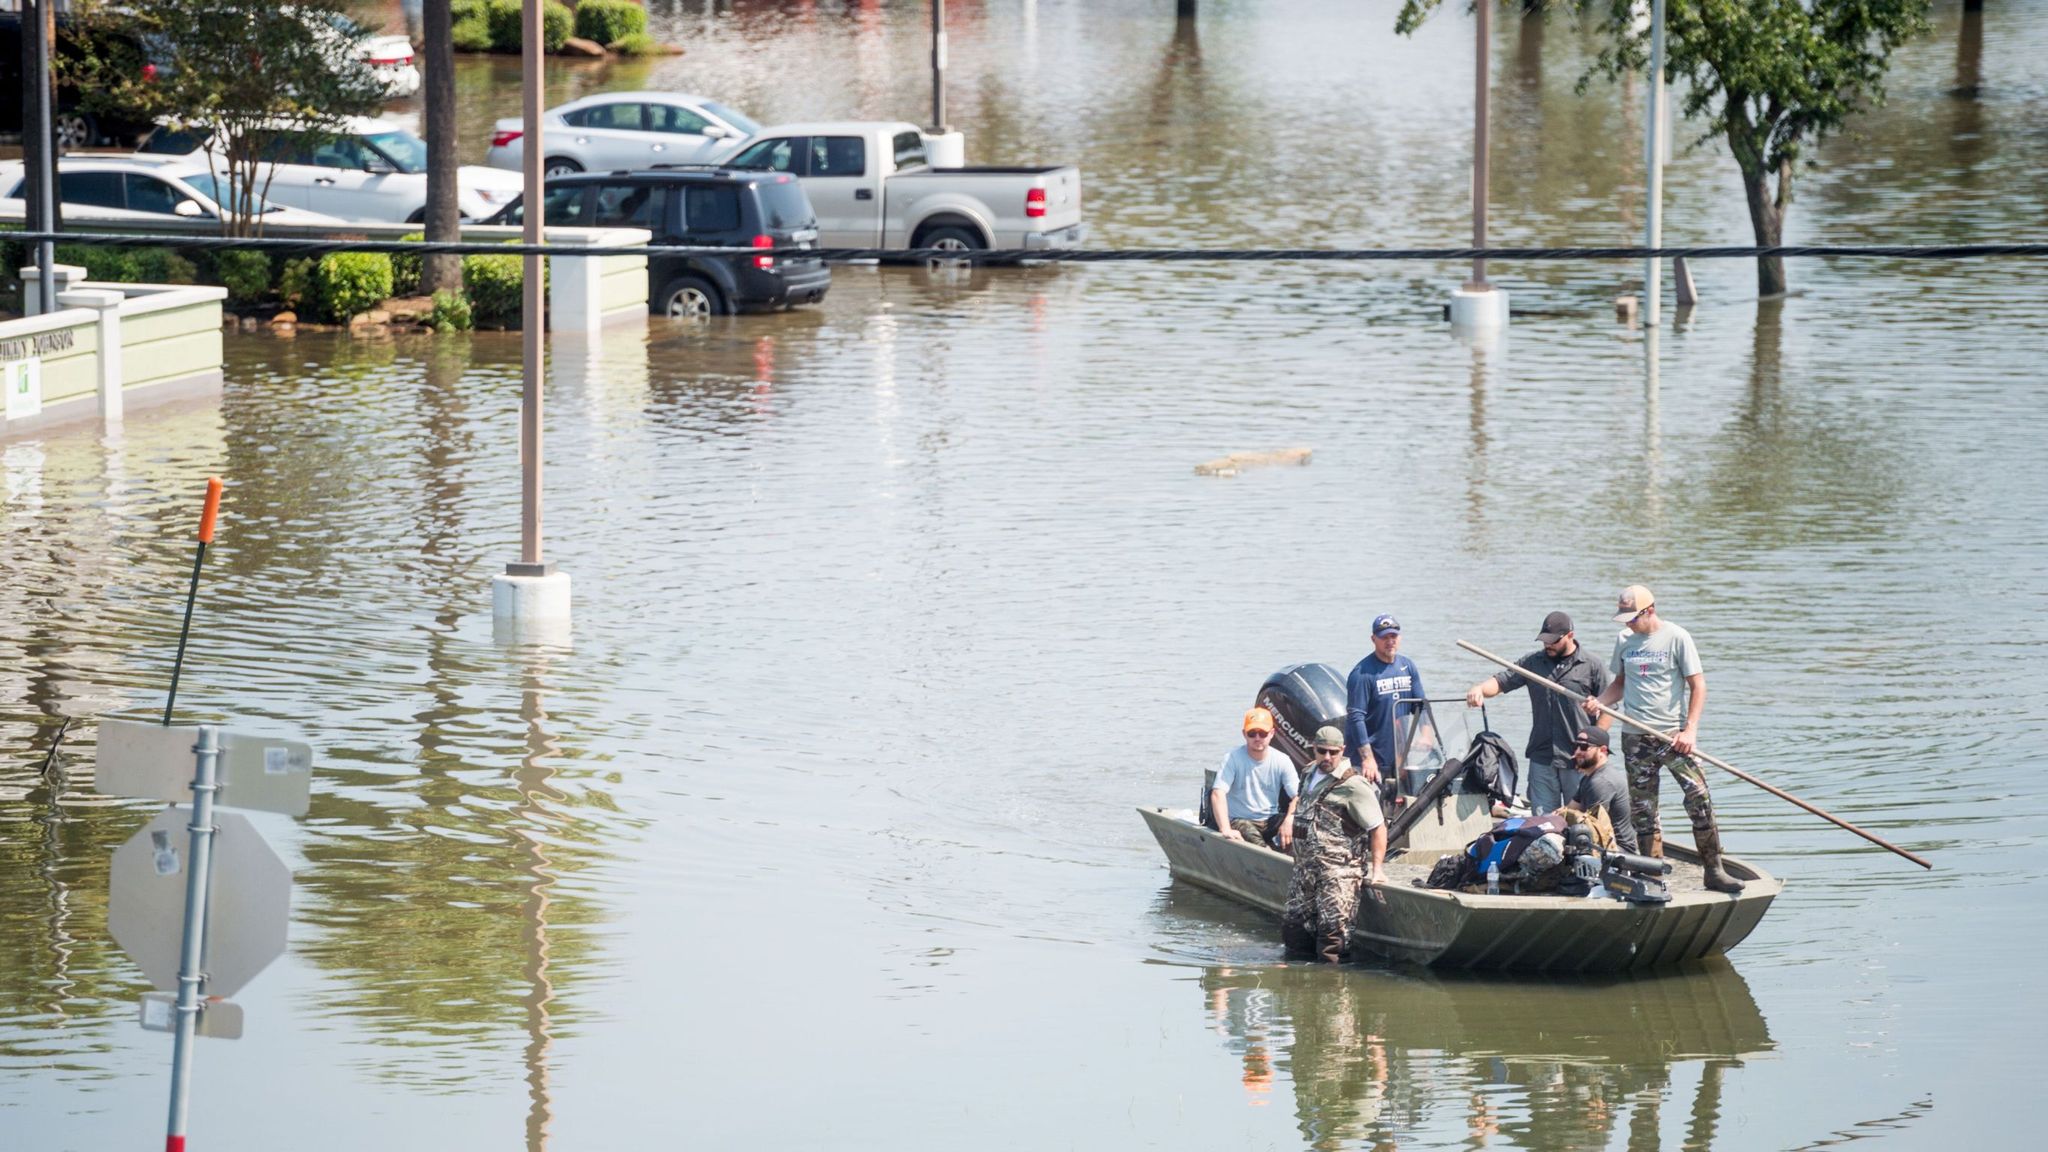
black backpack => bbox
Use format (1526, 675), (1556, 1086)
(1460, 730), (1520, 806)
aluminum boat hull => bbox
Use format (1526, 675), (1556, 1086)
(1140, 806), (1781, 973)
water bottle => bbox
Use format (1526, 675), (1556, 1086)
(1485, 862), (1500, 896)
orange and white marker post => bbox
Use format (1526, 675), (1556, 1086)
(163, 476), (222, 726)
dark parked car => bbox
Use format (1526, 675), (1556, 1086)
(0, 12), (158, 150)
(485, 168), (830, 318)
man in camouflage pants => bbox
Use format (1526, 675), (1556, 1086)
(1584, 585), (1744, 894)
(1282, 727), (1388, 963)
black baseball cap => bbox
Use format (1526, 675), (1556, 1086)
(1537, 611), (1574, 644)
(1571, 725), (1611, 751)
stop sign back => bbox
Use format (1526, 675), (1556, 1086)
(107, 807), (292, 999)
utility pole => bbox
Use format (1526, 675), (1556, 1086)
(1642, 0), (1667, 326)
(1467, 0), (1491, 294)
(519, 0), (545, 574)
(930, 0), (948, 133)
(21, 0), (57, 314)
(493, 0), (571, 628)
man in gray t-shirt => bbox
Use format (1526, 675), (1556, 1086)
(1564, 724), (1638, 854)
(1585, 585), (1743, 893)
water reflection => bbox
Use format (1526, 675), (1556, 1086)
(1198, 960), (1773, 1151)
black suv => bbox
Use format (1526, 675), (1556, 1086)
(485, 169), (830, 318)
(0, 12), (158, 150)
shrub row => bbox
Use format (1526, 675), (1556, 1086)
(454, 0), (573, 54)
(574, 0), (646, 46)
(3, 239), (539, 330)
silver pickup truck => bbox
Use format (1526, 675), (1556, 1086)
(725, 121), (1083, 253)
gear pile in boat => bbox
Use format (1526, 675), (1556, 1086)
(1423, 810), (1678, 904)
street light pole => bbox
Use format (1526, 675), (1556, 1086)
(1467, 0), (1491, 293)
(931, 0), (948, 133)
(518, 0), (545, 572)
(1643, 0), (1667, 326)
(24, 0), (56, 314)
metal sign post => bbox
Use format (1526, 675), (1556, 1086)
(99, 719), (309, 1152)
(164, 725), (220, 1152)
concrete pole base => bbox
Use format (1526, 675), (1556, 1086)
(925, 131), (966, 168)
(1448, 286), (1509, 330)
(492, 570), (572, 622)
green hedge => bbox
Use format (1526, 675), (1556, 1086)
(608, 32), (660, 56)
(429, 289), (474, 333)
(574, 0), (645, 46)
(312, 252), (394, 322)
(453, 11), (493, 53)
(211, 250), (272, 305)
(462, 252), (524, 328)
(279, 258), (317, 311)
(392, 231), (424, 297)
(52, 243), (197, 285)
(487, 0), (572, 53)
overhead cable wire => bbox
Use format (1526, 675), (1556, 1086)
(9, 230), (2048, 264)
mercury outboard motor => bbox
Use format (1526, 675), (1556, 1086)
(1255, 663), (1349, 771)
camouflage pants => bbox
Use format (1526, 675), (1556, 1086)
(1622, 734), (1718, 845)
(1281, 862), (1363, 963)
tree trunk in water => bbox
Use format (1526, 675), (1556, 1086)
(421, 0), (463, 296)
(1739, 157), (1788, 298)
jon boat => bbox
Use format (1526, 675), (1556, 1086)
(1144, 663), (1783, 974)
(1141, 806), (1780, 973)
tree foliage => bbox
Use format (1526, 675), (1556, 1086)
(1395, 0), (1931, 295)
(67, 0), (390, 236)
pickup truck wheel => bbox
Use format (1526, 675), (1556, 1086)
(658, 276), (725, 321)
(919, 225), (984, 253)
(543, 157), (583, 177)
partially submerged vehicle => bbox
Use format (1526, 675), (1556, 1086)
(1144, 663), (1782, 974)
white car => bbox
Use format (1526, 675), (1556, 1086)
(0, 155), (347, 228)
(340, 21), (422, 100)
(139, 117), (521, 223)
(484, 92), (762, 177)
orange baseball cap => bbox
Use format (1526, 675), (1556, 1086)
(1242, 707), (1275, 733)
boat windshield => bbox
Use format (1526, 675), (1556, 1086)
(1395, 702), (1447, 776)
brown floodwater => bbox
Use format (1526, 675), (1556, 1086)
(4, 1), (2045, 1148)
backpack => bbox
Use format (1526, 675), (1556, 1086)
(1461, 730), (1520, 806)
(1464, 812), (1569, 876)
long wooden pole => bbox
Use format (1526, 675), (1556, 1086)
(1457, 639), (1932, 869)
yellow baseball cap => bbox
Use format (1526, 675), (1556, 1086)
(1613, 584), (1655, 623)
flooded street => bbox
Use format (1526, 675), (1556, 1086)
(6, 1), (2048, 1148)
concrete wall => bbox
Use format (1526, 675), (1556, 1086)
(1, 271), (225, 441)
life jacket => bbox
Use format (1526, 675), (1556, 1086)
(1460, 730), (1520, 806)
(1465, 812), (1569, 876)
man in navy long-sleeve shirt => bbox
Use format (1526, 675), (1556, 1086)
(1345, 613), (1426, 783)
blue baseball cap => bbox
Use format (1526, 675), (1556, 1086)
(1372, 614), (1401, 637)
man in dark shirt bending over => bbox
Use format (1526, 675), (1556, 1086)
(1464, 610), (1610, 814)
(1566, 724), (1638, 853)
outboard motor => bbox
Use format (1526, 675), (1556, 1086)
(1255, 663), (1349, 771)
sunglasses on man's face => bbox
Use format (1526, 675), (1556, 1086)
(1246, 729), (1272, 738)
(1315, 747), (1343, 758)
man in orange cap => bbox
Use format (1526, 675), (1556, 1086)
(1210, 707), (1300, 851)
(1584, 585), (1744, 893)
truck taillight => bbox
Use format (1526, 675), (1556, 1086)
(490, 129), (522, 149)
(1025, 187), (1047, 218)
(752, 234), (774, 270)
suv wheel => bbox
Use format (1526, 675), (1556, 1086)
(919, 225), (984, 252)
(659, 276), (725, 320)
(54, 110), (97, 153)
(544, 157), (583, 177)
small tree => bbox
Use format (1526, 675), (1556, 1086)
(421, 0), (464, 295)
(1396, 0), (1931, 297)
(69, 0), (389, 237)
